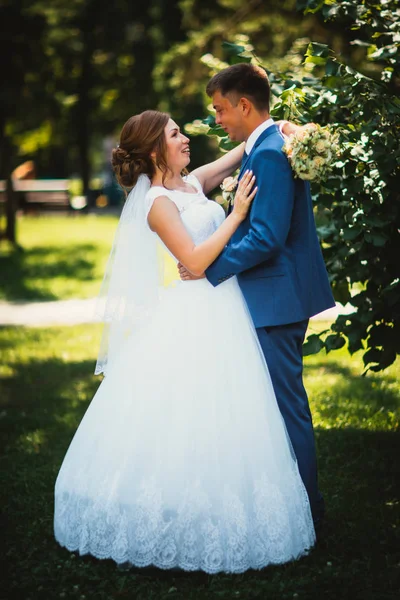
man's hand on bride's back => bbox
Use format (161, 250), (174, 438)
(178, 263), (206, 281)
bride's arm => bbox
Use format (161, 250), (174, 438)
(148, 171), (257, 276)
(191, 142), (245, 196)
(191, 121), (303, 195)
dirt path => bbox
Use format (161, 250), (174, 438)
(0, 298), (99, 327)
(0, 298), (353, 327)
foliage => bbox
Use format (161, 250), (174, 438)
(294, 0), (400, 373)
(189, 1), (400, 373)
(0, 0), (163, 187)
(0, 323), (399, 599)
(0, 0), (355, 243)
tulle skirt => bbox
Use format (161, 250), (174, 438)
(54, 277), (315, 573)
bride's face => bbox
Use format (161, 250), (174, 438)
(164, 119), (191, 171)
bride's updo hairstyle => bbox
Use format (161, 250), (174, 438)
(112, 110), (170, 189)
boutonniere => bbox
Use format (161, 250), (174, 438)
(218, 175), (238, 212)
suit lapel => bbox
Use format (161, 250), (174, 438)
(238, 151), (251, 180)
(238, 124), (279, 180)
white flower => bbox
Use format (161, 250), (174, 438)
(313, 156), (324, 169)
(295, 129), (308, 142)
(219, 175), (238, 211)
(221, 176), (238, 193)
(350, 144), (364, 158)
(301, 169), (317, 181)
(315, 139), (328, 153)
(304, 123), (318, 134)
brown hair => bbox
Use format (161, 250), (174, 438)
(112, 110), (171, 189)
(206, 63), (270, 112)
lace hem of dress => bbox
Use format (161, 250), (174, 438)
(54, 468), (315, 574)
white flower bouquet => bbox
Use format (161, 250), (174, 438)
(283, 123), (340, 182)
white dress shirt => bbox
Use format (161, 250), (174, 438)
(245, 118), (275, 155)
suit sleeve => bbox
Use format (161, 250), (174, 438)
(206, 148), (294, 286)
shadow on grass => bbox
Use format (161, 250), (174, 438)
(0, 357), (98, 457)
(1, 356), (399, 600)
(0, 244), (99, 301)
(304, 359), (400, 419)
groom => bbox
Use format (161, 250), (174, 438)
(179, 63), (335, 533)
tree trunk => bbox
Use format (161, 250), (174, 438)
(0, 114), (17, 244)
(5, 174), (17, 244)
(77, 20), (92, 205)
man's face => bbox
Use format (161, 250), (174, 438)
(212, 91), (247, 142)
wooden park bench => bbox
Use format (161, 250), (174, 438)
(0, 179), (71, 213)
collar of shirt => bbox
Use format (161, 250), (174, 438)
(245, 118), (275, 155)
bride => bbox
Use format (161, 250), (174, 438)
(54, 110), (315, 574)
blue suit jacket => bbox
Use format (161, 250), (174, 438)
(206, 124), (335, 328)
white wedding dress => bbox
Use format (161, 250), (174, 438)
(54, 174), (315, 574)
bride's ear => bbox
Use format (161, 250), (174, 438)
(149, 151), (157, 169)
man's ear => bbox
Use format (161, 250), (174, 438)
(238, 97), (252, 116)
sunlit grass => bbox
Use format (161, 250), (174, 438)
(305, 322), (399, 432)
(0, 323), (399, 600)
(0, 215), (118, 301)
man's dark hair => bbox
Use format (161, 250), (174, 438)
(206, 63), (270, 112)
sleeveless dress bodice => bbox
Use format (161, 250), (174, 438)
(146, 174), (226, 259)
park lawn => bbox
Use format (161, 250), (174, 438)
(0, 322), (399, 600)
(0, 215), (119, 302)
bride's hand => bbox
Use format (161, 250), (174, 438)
(232, 170), (257, 221)
(178, 262), (205, 281)
(278, 120), (316, 137)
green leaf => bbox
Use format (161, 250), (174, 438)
(303, 0), (325, 15)
(325, 59), (340, 76)
(368, 324), (395, 347)
(325, 334), (346, 353)
(221, 42), (246, 56)
(203, 115), (215, 127)
(332, 280), (351, 305)
(347, 332), (364, 355)
(208, 126), (228, 138)
(303, 334), (324, 356)
(230, 54), (252, 65)
(218, 137), (238, 151)
(343, 226), (362, 241)
(307, 42), (330, 58)
(364, 232), (388, 247)
(305, 55), (327, 66)
(363, 347), (397, 371)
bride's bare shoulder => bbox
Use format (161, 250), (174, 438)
(147, 194), (180, 231)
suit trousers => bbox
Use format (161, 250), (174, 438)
(256, 320), (325, 525)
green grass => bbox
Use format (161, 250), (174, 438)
(0, 323), (399, 600)
(0, 215), (118, 301)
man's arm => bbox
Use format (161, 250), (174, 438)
(192, 122), (303, 195)
(206, 148), (294, 286)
